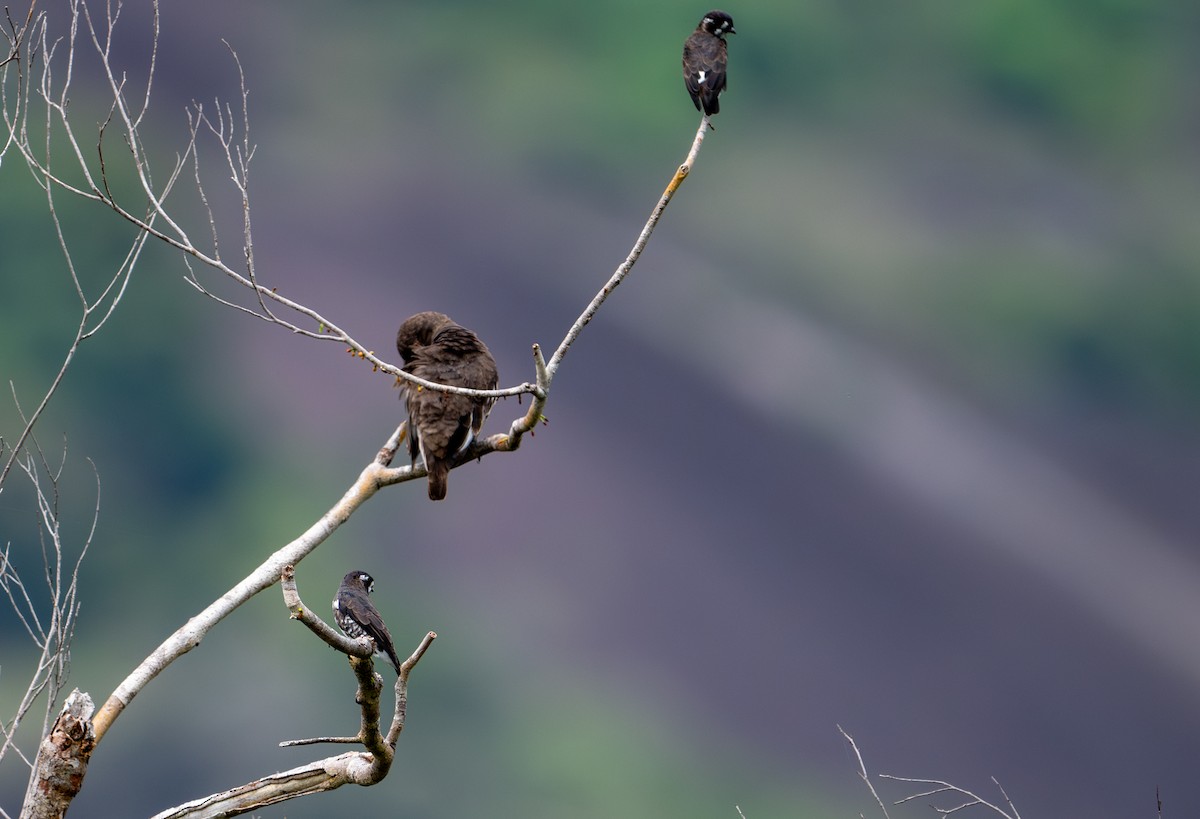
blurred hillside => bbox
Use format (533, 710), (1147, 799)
(2, 0), (1198, 817)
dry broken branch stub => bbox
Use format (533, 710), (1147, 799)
(21, 690), (96, 819)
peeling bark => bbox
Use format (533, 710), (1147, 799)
(21, 690), (95, 819)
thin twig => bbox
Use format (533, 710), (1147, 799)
(880, 774), (1020, 818)
(545, 116), (710, 384)
(839, 725), (891, 819)
(0, 443), (96, 772)
(277, 736), (362, 748)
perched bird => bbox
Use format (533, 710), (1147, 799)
(396, 311), (499, 501)
(333, 570), (402, 673)
(682, 10), (736, 118)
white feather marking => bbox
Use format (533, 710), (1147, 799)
(459, 428), (476, 453)
(697, 69), (708, 85)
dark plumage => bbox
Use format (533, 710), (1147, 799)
(682, 10), (736, 117)
(396, 311), (499, 501)
(333, 570), (402, 673)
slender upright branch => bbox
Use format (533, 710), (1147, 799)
(397, 116), (709, 464)
(1, 437), (95, 797)
(0, 2), (154, 491)
(544, 116), (711, 385)
(839, 725), (892, 819)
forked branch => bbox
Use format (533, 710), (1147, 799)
(0, 434), (96, 778)
(147, 568), (434, 818)
(840, 726), (1022, 819)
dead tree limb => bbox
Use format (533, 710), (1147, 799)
(147, 567), (434, 818)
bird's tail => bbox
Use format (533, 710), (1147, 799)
(427, 460), (450, 501)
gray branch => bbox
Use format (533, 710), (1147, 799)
(147, 567), (435, 818)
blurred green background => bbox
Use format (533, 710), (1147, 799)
(2, 0), (1198, 816)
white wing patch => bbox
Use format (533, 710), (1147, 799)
(458, 428), (476, 454)
(697, 69), (708, 85)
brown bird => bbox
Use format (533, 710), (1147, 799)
(396, 311), (499, 501)
(682, 10), (736, 118)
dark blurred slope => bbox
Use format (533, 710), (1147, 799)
(221, 146), (1200, 817)
(4, 1), (1199, 817)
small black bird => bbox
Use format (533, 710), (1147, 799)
(333, 570), (402, 673)
(682, 10), (736, 118)
(396, 311), (499, 501)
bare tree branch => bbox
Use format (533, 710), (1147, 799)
(545, 119), (710, 382)
(0, 436), (95, 778)
(146, 752), (377, 819)
(1, 3), (40, 169)
(0, 3), (153, 491)
(89, 442), (395, 743)
(10, 1), (718, 813)
(840, 725), (892, 819)
(10, 0), (713, 490)
(881, 774), (1021, 819)
(842, 726), (1021, 819)
(146, 567), (435, 818)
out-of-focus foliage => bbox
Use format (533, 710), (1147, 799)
(2, 0), (1198, 816)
